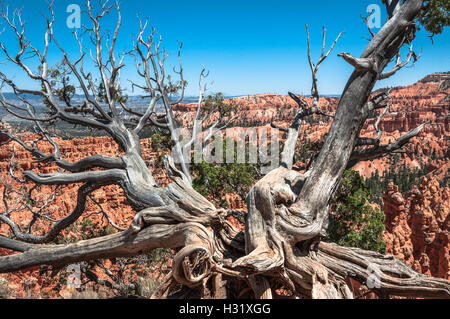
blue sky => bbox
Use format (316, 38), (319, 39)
(0, 0), (449, 96)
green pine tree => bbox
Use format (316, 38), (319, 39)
(326, 169), (387, 253)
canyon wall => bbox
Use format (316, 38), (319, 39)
(175, 72), (449, 179)
(383, 175), (449, 280)
(0, 72), (448, 297)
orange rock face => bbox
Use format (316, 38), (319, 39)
(0, 134), (169, 298)
(0, 134), (174, 235)
(176, 72), (449, 180)
(383, 176), (449, 280)
(0, 72), (448, 297)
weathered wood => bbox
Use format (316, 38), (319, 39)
(1, 0), (449, 300)
(317, 242), (450, 298)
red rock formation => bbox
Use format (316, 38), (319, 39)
(383, 183), (414, 263)
(383, 176), (449, 280)
(175, 73), (449, 180)
(0, 72), (448, 297)
(0, 133), (176, 298)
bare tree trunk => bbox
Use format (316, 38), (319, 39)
(0, 0), (448, 299)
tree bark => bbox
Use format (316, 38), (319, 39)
(1, 0), (449, 300)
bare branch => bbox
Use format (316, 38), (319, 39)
(360, 14), (375, 40)
(318, 242), (450, 299)
(338, 52), (376, 72)
(306, 25), (343, 108)
(5, 130), (124, 173)
(366, 92), (389, 111)
(0, 182), (105, 244)
(348, 124), (424, 168)
(378, 44), (420, 79)
(23, 169), (127, 186)
(357, 90), (391, 146)
(88, 195), (126, 231)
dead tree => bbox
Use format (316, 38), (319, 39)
(0, 0), (448, 299)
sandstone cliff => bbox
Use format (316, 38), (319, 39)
(383, 176), (449, 280)
(174, 73), (449, 180)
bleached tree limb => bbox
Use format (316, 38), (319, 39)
(277, 26), (341, 170)
(306, 25), (343, 109)
(378, 44), (420, 79)
(347, 124), (424, 168)
(338, 52), (377, 72)
(0, 0), (448, 300)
